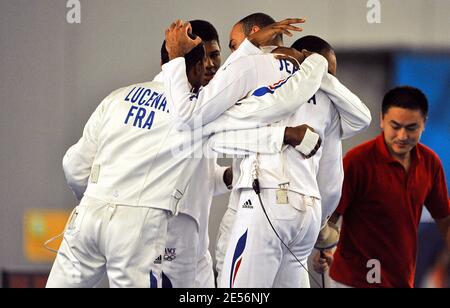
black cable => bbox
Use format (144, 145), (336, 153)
(252, 179), (324, 288)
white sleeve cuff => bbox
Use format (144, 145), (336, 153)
(295, 128), (320, 156)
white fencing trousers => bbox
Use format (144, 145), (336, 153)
(194, 251), (215, 288)
(46, 196), (180, 288)
(157, 215), (214, 288)
(215, 206), (238, 285)
(158, 211), (199, 288)
(219, 188), (321, 288)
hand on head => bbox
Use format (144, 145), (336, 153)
(248, 18), (306, 47)
(165, 19), (203, 60)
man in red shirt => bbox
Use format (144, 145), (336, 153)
(314, 86), (449, 288)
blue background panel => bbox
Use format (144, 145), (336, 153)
(394, 54), (450, 190)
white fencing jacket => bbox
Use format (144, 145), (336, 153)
(210, 57), (371, 225)
(162, 43), (371, 226)
(63, 73), (286, 229)
(162, 39), (371, 139)
(215, 88), (344, 225)
(162, 46), (329, 131)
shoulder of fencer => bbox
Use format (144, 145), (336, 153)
(287, 94), (335, 142)
(102, 81), (164, 101)
(248, 53), (278, 64)
(126, 80), (164, 91)
(227, 53), (275, 67)
(296, 89), (335, 117)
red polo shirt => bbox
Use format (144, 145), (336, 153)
(330, 133), (449, 288)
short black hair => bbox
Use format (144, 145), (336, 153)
(238, 13), (279, 39)
(190, 20), (220, 46)
(161, 41), (170, 65)
(382, 86), (429, 118)
(160, 40), (205, 71)
(291, 35), (334, 54)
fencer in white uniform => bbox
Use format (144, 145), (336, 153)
(161, 27), (329, 287)
(163, 35), (371, 287)
(47, 39), (328, 288)
(214, 37), (370, 288)
(216, 87), (343, 288)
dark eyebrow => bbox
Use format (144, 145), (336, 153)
(390, 120), (418, 128)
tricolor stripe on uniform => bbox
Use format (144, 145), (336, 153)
(229, 230), (248, 288)
(252, 75), (294, 97)
(150, 270), (157, 288)
(149, 270), (173, 288)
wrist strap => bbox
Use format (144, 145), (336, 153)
(295, 128), (319, 156)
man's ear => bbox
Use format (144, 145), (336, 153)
(422, 116), (428, 131)
(250, 25), (261, 35)
(380, 113), (385, 129)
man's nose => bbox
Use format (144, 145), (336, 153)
(398, 128), (408, 140)
(205, 57), (214, 67)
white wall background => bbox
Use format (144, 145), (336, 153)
(1, 0), (449, 277)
